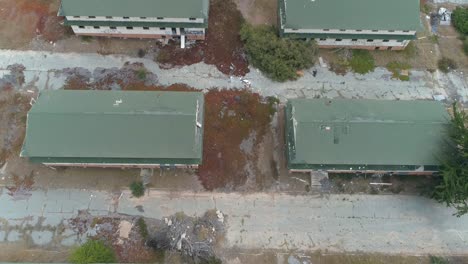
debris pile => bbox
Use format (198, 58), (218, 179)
(148, 210), (226, 263)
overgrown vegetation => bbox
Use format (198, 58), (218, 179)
(430, 255), (450, 264)
(136, 217), (149, 240)
(349, 50), (375, 74)
(69, 240), (116, 264)
(452, 7), (468, 35)
(136, 68), (147, 80)
(432, 103), (468, 217)
(437, 57), (457, 73)
(130, 181), (145, 197)
(386, 61), (411, 81)
(463, 38), (468, 56)
(240, 24), (318, 82)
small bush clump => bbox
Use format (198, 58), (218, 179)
(69, 240), (116, 264)
(130, 181), (145, 197)
(437, 57), (457, 73)
(452, 7), (468, 34)
(240, 24), (318, 82)
(136, 217), (149, 239)
(349, 50), (375, 74)
(463, 39), (468, 56)
(430, 256), (449, 264)
(386, 61), (411, 81)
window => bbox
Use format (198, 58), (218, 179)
(89, 16), (96, 18)
(389, 30), (395, 32)
(106, 16), (112, 19)
(356, 29), (362, 32)
(126, 26), (133, 30)
(387, 47), (392, 50)
(367, 39), (374, 42)
(335, 39), (342, 41)
(143, 27), (150, 30)
(160, 27), (166, 30)
(375, 47), (380, 50)
(78, 26), (85, 29)
(351, 39), (358, 41)
(372, 29), (378, 32)
(140, 17), (147, 19)
(323, 29), (329, 31)
(110, 26), (117, 29)
(339, 29), (346, 32)
(403, 30), (409, 32)
(189, 17), (196, 20)
(73, 16), (80, 18)
(319, 38), (326, 41)
(123, 17), (129, 19)
(162, 36), (166, 39)
(93, 26), (100, 29)
(383, 39), (389, 42)
(157, 17), (163, 20)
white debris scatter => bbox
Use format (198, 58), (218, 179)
(216, 210), (224, 223)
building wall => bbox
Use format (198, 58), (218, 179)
(71, 25), (205, 40)
(315, 38), (410, 50)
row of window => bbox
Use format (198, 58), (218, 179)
(73, 16), (197, 20)
(78, 25), (171, 30)
(317, 38), (404, 43)
(291, 28), (411, 33)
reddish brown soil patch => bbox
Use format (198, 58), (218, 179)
(203, 0), (249, 76)
(198, 90), (273, 190)
(155, 0), (249, 76)
(0, 0), (67, 47)
(0, 91), (32, 163)
(6, 173), (35, 200)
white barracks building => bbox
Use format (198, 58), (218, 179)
(58, 0), (209, 41)
(279, 0), (421, 50)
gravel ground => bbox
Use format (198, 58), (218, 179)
(0, 50), (466, 104)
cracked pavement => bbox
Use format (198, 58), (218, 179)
(0, 188), (467, 254)
(0, 49), (467, 103)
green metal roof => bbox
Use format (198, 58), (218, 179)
(59, 0), (209, 19)
(279, 0), (420, 31)
(21, 90), (204, 165)
(285, 99), (450, 171)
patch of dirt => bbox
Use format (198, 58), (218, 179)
(197, 90), (275, 190)
(328, 174), (438, 195)
(6, 172), (35, 200)
(0, 0), (67, 48)
(0, 90), (33, 164)
(153, 0), (249, 76)
(234, 0), (277, 26)
(438, 26), (468, 70)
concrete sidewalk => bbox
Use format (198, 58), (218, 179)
(0, 188), (467, 255)
(0, 49), (466, 102)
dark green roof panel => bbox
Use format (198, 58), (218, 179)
(286, 99), (450, 170)
(280, 0), (420, 31)
(21, 90), (204, 165)
(59, 0), (209, 19)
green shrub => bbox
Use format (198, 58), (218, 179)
(130, 181), (145, 197)
(463, 39), (468, 56)
(80, 36), (93, 42)
(452, 7), (468, 34)
(69, 240), (116, 264)
(430, 256), (449, 264)
(386, 61), (411, 81)
(437, 57), (457, 73)
(240, 24), (318, 82)
(136, 69), (147, 80)
(136, 217), (149, 239)
(349, 50), (375, 74)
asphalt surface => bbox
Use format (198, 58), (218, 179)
(0, 188), (467, 254)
